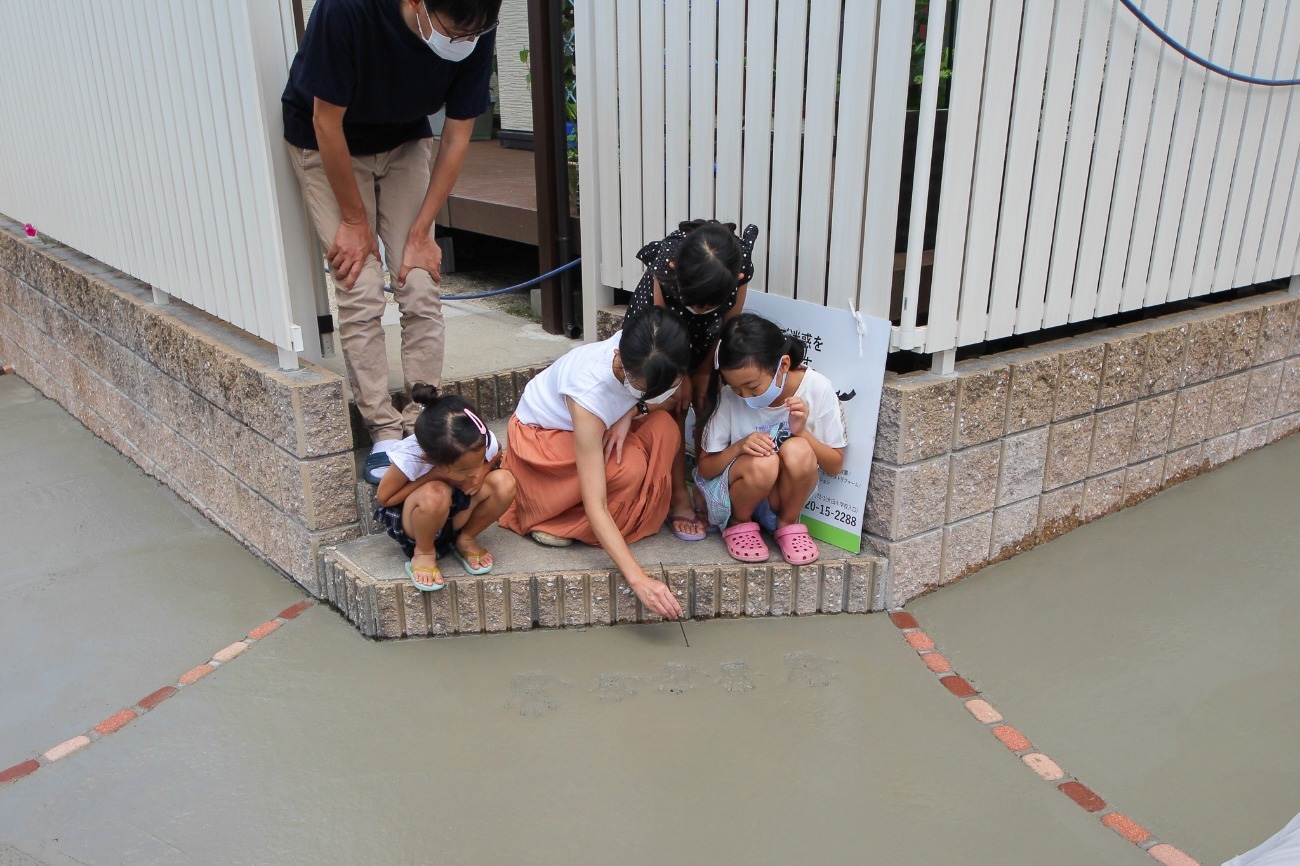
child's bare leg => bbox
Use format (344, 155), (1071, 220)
(665, 373), (706, 535)
(727, 454), (779, 526)
(451, 470), (517, 569)
(402, 481), (453, 585)
(769, 437), (818, 528)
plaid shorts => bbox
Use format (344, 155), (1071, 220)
(373, 486), (472, 560)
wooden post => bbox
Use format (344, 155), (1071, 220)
(528, 0), (573, 336)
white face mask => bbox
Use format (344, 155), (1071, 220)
(623, 373), (679, 405)
(416, 7), (480, 62)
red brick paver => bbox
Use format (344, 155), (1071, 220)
(94, 709), (138, 735)
(1102, 812), (1152, 845)
(904, 631), (935, 651)
(940, 675), (978, 697)
(0, 760), (40, 784)
(179, 664), (215, 686)
(138, 686), (178, 710)
(992, 725), (1031, 752)
(1147, 843), (1201, 866)
(212, 642), (249, 663)
(1059, 781), (1107, 812)
(278, 600), (313, 620)
(889, 611), (920, 630)
(923, 652), (952, 673)
(247, 620), (281, 640)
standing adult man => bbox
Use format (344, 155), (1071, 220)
(283, 0), (502, 483)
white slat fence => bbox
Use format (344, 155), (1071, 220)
(0, 1), (324, 368)
(575, 0), (1300, 355)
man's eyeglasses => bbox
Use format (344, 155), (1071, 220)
(432, 9), (498, 43)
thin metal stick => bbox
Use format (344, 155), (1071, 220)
(661, 563), (689, 647)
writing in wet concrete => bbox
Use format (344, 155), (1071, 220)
(503, 652), (839, 717)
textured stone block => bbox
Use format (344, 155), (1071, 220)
(718, 565), (744, 617)
(692, 568), (717, 619)
(589, 571), (613, 625)
(821, 562), (846, 613)
(536, 574), (561, 628)
(427, 581), (456, 635)
(1044, 418), (1095, 490)
(1038, 483), (1084, 541)
(1257, 299), (1298, 363)
(474, 376), (499, 418)
(374, 585), (402, 639)
(941, 513), (993, 585)
(998, 428), (1049, 506)
(1124, 457), (1166, 504)
(880, 529), (943, 608)
(615, 572), (639, 623)
(865, 456), (950, 540)
(494, 370), (521, 419)
(874, 375), (957, 464)
(1242, 363), (1283, 426)
(558, 574), (587, 627)
(990, 498), (1040, 560)
(1236, 423), (1270, 456)
(1088, 404), (1136, 476)
(509, 577), (534, 630)
(1005, 355), (1059, 433)
(954, 365), (1009, 448)
(1183, 316), (1229, 384)
(665, 567), (691, 620)
(1170, 382), (1215, 448)
(1206, 372), (1250, 438)
(1164, 444), (1205, 485)
(1277, 359), (1300, 417)
(596, 305), (627, 341)
(795, 564), (820, 615)
(1204, 433), (1238, 468)
(1144, 323), (1189, 394)
(948, 442), (1000, 522)
(1053, 343), (1104, 420)
(745, 566), (769, 616)
(1130, 393), (1177, 463)
(847, 560), (876, 612)
(770, 564), (794, 616)
(1218, 310), (1261, 375)
(1269, 412), (1300, 442)
(397, 583), (428, 636)
(1081, 470), (1126, 522)
(1099, 333), (1149, 408)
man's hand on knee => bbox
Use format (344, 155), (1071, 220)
(398, 231), (442, 287)
(329, 219), (379, 289)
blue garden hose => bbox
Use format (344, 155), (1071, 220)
(1119, 0), (1300, 86)
(325, 256), (582, 300)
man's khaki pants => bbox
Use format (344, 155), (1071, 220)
(288, 138), (444, 442)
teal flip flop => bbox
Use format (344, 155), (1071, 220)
(405, 560), (445, 591)
(453, 547), (493, 575)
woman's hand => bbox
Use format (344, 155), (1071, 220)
(603, 409), (635, 464)
(785, 396), (808, 436)
(631, 574), (683, 620)
(739, 431), (777, 458)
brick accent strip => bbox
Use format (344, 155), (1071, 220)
(0, 599), (316, 788)
(891, 608), (1202, 865)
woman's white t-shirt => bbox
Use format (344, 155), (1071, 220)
(700, 367), (848, 455)
(514, 332), (637, 430)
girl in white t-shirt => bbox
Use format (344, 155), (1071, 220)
(695, 313), (847, 565)
(374, 385), (516, 592)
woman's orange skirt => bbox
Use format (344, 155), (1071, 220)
(499, 412), (677, 546)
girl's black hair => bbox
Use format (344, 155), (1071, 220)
(424, 0), (503, 31)
(618, 305), (691, 401)
(699, 313), (808, 443)
(410, 384), (488, 465)
(672, 220), (744, 309)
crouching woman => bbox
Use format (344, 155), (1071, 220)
(499, 307), (691, 619)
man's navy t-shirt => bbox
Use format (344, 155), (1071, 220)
(282, 0), (495, 155)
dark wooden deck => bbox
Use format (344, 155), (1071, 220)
(438, 140), (538, 246)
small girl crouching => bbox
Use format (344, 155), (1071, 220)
(694, 313), (847, 565)
(373, 384), (517, 591)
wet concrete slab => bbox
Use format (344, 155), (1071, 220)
(912, 433), (1300, 865)
(0, 378), (307, 761)
(0, 612), (1148, 865)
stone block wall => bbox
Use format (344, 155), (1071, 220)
(867, 291), (1300, 607)
(0, 222), (361, 595)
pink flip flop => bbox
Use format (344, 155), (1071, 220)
(774, 524), (819, 565)
(722, 521), (770, 563)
